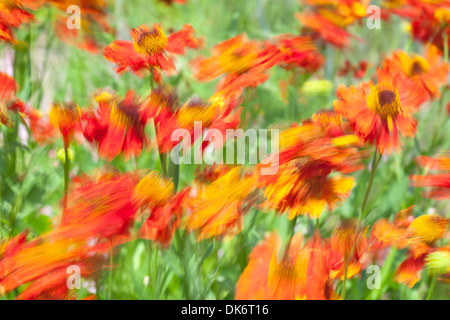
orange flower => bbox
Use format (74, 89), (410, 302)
(410, 154), (450, 199)
(0, 172), (138, 298)
(272, 34), (324, 72)
(0, 72), (26, 126)
(372, 209), (448, 287)
(104, 24), (198, 80)
(334, 67), (429, 154)
(408, 214), (449, 246)
(383, 46), (449, 99)
(260, 160), (355, 219)
(235, 232), (308, 300)
(295, 12), (354, 48)
(274, 119), (363, 171)
(0, 0), (43, 42)
(16, 261), (98, 300)
(295, 0), (368, 47)
(328, 219), (368, 280)
(50, 0), (110, 53)
(158, 0), (186, 5)
(385, 0), (449, 55)
(153, 93), (241, 153)
(236, 231), (340, 300)
(59, 172), (140, 240)
(133, 171), (189, 246)
(23, 107), (56, 145)
(0, 231), (28, 260)
(49, 0), (106, 14)
(186, 167), (257, 240)
(191, 34), (279, 97)
(395, 253), (427, 288)
(53, 12), (110, 54)
(258, 117), (362, 219)
(82, 90), (149, 160)
(140, 193), (190, 246)
(338, 60), (369, 79)
(49, 102), (81, 146)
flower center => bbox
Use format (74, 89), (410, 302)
(367, 84), (401, 118)
(408, 57), (429, 77)
(0, 0), (18, 10)
(134, 171), (174, 208)
(110, 100), (140, 128)
(176, 100), (216, 128)
(220, 46), (256, 75)
(49, 103), (81, 134)
(132, 26), (168, 56)
(408, 214), (448, 245)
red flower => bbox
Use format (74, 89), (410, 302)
(334, 67), (429, 154)
(191, 34), (279, 97)
(410, 154), (450, 200)
(272, 34), (324, 72)
(0, 0), (43, 43)
(0, 72), (26, 126)
(104, 24), (198, 80)
(82, 90), (149, 160)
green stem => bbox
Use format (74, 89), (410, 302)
(159, 151), (167, 176)
(342, 150), (382, 299)
(443, 30), (448, 64)
(168, 160), (179, 191)
(283, 215), (298, 257)
(341, 258), (350, 300)
(426, 274), (437, 300)
(358, 150), (382, 221)
(63, 144), (70, 212)
(366, 247), (397, 300)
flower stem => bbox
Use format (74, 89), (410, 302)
(341, 258), (350, 299)
(283, 215), (298, 258)
(63, 143), (70, 213)
(342, 150), (381, 299)
(443, 31), (448, 64)
(358, 150), (382, 222)
(426, 274), (437, 300)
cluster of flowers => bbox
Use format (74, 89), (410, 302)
(0, 0), (449, 300)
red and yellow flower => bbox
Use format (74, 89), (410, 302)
(272, 34), (324, 72)
(410, 154), (450, 200)
(0, 172), (139, 298)
(49, 102), (82, 146)
(258, 115), (363, 219)
(328, 219), (368, 280)
(383, 45), (449, 99)
(236, 231), (340, 300)
(104, 24), (198, 81)
(191, 34), (279, 97)
(0, 0), (44, 43)
(152, 92), (241, 154)
(295, 0), (369, 48)
(334, 67), (429, 154)
(82, 90), (149, 160)
(371, 209), (449, 287)
(0, 72), (27, 126)
(186, 167), (257, 240)
(134, 171), (190, 246)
